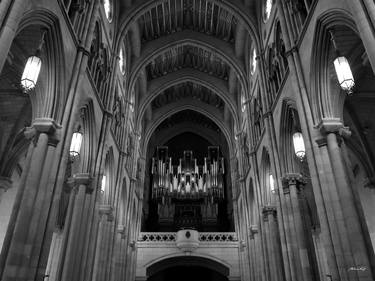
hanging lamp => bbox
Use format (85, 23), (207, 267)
(21, 31), (46, 91)
(330, 30), (355, 94)
(69, 131), (83, 159)
(293, 132), (306, 161)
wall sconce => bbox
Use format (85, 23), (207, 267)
(293, 132), (306, 161)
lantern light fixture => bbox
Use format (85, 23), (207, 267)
(21, 31), (46, 92)
(330, 30), (355, 94)
(269, 174), (276, 194)
(101, 175), (107, 193)
(293, 132), (306, 161)
(69, 132), (83, 159)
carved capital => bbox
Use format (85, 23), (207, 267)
(70, 173), (93, 193)
(262, 205), (276, 221)
(282, 173), (305, 194)
(249, 224), (258, 239)
(99, 204), (114, 221)
(316, 118), (351, 138)
(117, 225), (126, 239)
(24, 118), (62, 146)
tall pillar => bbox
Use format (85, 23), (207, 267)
(262, 206), (284, 281)
(316, 118), (374, 281)
(92, 204), (114, 281)
(344, 0), (375, 73)
(110, 225), (126, 281)
(0, 118), (61, 281)
(281, 173), (313, 281)
(58, 173), (94, 281)
(248, 225), (260, 281)
(0, 0), (27, 73)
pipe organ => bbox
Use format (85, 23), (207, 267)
(151, 146), (225, 230)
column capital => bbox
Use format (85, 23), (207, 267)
(249, 224), (258, 239)
(117, 225), (127, 239)
(281, 173), (305, 194)
(24, 118), (62, 146)
(316, 118), (351, 138)
(69, 173), (93, 193)
(262, 205), (276, 221)
(0, 176), (12, 191)
(99, 204), (114, 221)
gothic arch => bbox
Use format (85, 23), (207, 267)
(310, 9), (358, 124)
(79, 100), (98, 174)
(142, 106), (234, 157)
(259, 147), (273, 206)
(102, 147), (116, 204)
(136, 69), (237, 129)
(279, 98), (302, 174)
(128, 31), (247, 94)
(146, 255), (230, 277)
(17, 9), (66, 122)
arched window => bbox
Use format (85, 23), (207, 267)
(264, 0), (273, 21)
(119, 47), (125, 75)
(103, 0), (113, 22)
(250, 47), (257, 75)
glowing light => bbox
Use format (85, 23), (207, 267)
(251, 48), (257, 75)
(21, 55), (42, 91)
(104, 0), (112, 22)
(334, 56), (355, 93)
(119, 48), (125, 74)
(265, 0), (273, 20)
(101, 175), (107, 193)
(293, 132), (306, 161)
(69, 132), (83, 158)
(269, 174), (276, 194)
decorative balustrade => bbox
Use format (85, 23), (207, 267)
(199, 232), (238, 242)
(138, 232), (177, 242)
(138, 232), (238, 242)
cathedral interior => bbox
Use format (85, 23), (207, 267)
(0, 0), (375, 281)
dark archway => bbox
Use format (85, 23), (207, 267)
(147, 256), (229, 281)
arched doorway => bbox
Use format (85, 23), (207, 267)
(147, 256), (229, 281)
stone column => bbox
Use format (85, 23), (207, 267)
(281, 173), (313, 281)
(0, 0), (27, 72)
(344, 0), (375, 73)
(0, 177), (12, 203)
(92, 204), (114, 281)
(59, 173), (94, 281)
(316, 118), (374, 281)
(262, 206), (284, 281)
(110, 225), (126, 281)
(248, 225), (259, 281)
(0, 118), (61, 281)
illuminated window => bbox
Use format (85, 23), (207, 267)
(241, 94), (246, 112)
(104, 0), (112, 22)
(250, 48), (257, 75)
(264, 0), (273, 21)
(119, 47), (125, 75)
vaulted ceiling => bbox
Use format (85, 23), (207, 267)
(117, 0), (258, 155)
